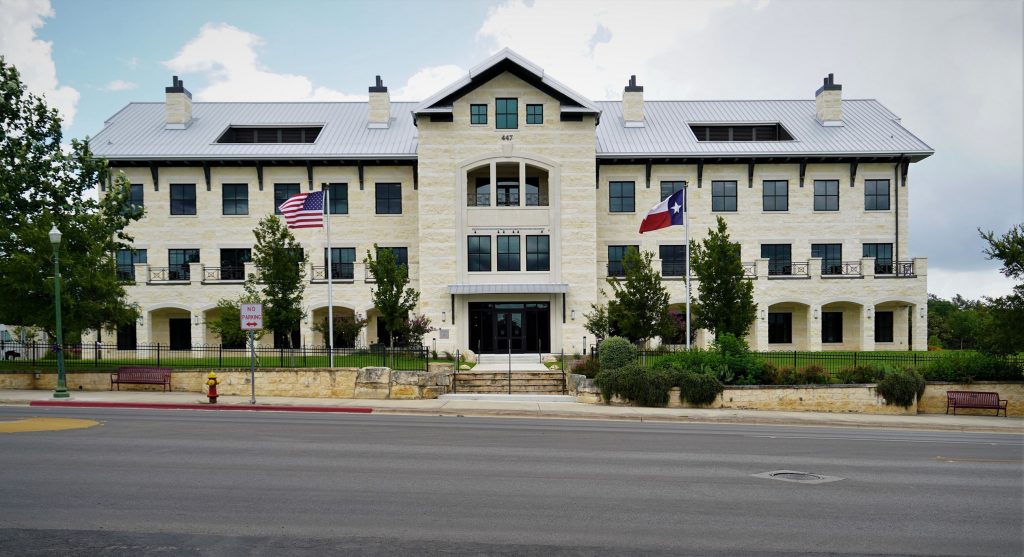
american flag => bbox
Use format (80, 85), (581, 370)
(278, 191), (324, 229)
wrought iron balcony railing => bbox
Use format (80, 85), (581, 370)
(822, 261), (862, 277)
(767, 261), (809, 277)
(311, 263), (355, 282)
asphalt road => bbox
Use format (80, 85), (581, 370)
(1, 407), (1021, 556)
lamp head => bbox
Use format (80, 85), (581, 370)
(48, 226), (61, 246)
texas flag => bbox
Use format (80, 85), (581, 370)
(639, 188), (686, 233)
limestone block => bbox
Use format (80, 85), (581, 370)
(421, 386), (445, 399)
(354, 384), (390, 399)
(543, 355), (558, 364)
(425, 371), (452, 386)
(391, 370), (426, 386)
(389, 384), (421, 399)
(459, 364), (471, 370)
(357, 367), (391, 384)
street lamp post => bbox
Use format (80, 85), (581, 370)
(49, 226), (69, 399)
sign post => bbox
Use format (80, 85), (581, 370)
(240, 303), (263, 404)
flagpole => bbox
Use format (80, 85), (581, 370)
(684, 183), (691, 351)
(325, 186), (334, 368)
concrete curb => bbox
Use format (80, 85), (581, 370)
(28, 400), (374, 414)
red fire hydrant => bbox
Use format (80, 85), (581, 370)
(206, 371), (220, 404)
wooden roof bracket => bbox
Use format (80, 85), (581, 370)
(595, 161), (601, 189)
(203, 162), (211, 191)
(799, 159), (807, 188)
(850, 161), (858, 187)
(697, 161), (703, 189)
(645, 161), (652, 188)
(358, 162), (364, 191)
(256, 162), (263, 191)
(748, 162), (755, 188)
(900, 156), (909, 187)
(413, 162), (418, 190)
(150, 163), (159, 192)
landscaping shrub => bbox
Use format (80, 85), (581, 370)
(594, 362), (675, 407)
(875, 368), (926, 408)
(598, 336), (638, 371)
(796, 364), (831, 385)
(712, 333), (762, 384)
(677, 369), (724, 406)
(921, 351), (1023, 383)
(572, 355), (600, 379)
(835, 364), (885, 384)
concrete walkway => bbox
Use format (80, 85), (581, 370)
(1, 389), (1021, 434)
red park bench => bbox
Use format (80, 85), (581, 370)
(110, 367), (172, 391)
(945, 391), (1008, 417)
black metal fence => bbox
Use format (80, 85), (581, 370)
(0, 341), (429, 371)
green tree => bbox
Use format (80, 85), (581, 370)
(978, 224), (1024, 354)
(207, 279), (263, 348)
(690, 216), (756, 339)
(313, 312), (368, 348)
(251, 216), (305, 348)
(364, 245), (419, 347)
(606, 247), (673, 345)
(0, 57), (142, 340)
(583, 301), (612, 344)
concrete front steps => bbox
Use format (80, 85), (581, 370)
(454, 371), (566, 394)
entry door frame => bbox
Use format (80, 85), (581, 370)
(168, 318), (191, 351)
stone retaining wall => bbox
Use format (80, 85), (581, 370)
(918, 381), (1024, 417)
(0, 365), (454, 400)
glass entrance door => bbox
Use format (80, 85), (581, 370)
(469, 302), (550, 354)
(495, 310), (524, 352)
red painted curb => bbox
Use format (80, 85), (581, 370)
(29, 400), (373, 413)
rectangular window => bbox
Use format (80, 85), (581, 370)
(116, 248), (147, 281)
(496, 98), (518, 129)
(221, 183), (249, 215)
(768, 313), (793, 344)
(323, 183), (348, 214)
(168, 249), (199, 281)
(762, 180), (788, 211)
(116, 323), (137, 351)
(169, 184), (196, 215)
(712, 181), (738, 212)
(497, 235), (520, 271)
(875, 311), (894, 343)
(760, 244), (792, 275)
(376, 246), (408, 268)
(608, 245), (637, 277)
(864, 243), (894, 274)
(660, 181), (685, 201)
(467, 236), (491, 272)
(324, 247), (356, 280)
(822, 311), (843, 343)
(811, 243), (842, 275)
(814, 180), (839, 211)
(526, 104), (543, 124)
(470, 104), (487, 125)
(129, 184), (144, 209)
(526, 235), (550, 271)
(496, 180), (519, 206)
(659, 245), (686, 277)
(274, 183), (300, 215)
(865, 179), (890, 211)
(609, 181), (635, 213)
(375, 183), (402, 214)
(219, 248), (251, 280)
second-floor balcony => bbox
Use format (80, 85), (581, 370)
(311, 263), (355, 282)
(203, 266), (246, 282)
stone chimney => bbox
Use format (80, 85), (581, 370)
(815, 73), (843, 126)
(368, 75), (390, 128)
(622, 75), (644, 127)
(165, 76), (192, 129)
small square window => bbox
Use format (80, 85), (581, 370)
(274, 184), (300, 215)
(170, 184), (196, 215)
(712, 181), (737, 212)
(814, 180), (839, 211)
(470, 104), (487, 125)
(762, 180), (788, 211)
(375, 183), (402, 214)
(865, 179), (890, 211)
(222, 183), (248, 215)
(609, 181), (635, 213)
(496, 98), (518, 130)
(526, 104), (543, 125)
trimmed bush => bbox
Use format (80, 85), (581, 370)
(598, 336), (638, 371)
(921, 351), (1023, 383)
(594, 363), (676, 407)
(835, 364), (885, 384)
(678, 370), (724, 406)
(796, 364), (831, 385)
(875, 368), (926, 408)
(572, 355), (600, 379)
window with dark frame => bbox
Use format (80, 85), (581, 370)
(217, 126), (322, 144)
(659, 245), (686, 277)
(219, 249), (251, 280)
(116, 323), (137, 350)
(496, 98), (518, 129)
(129, 184), (144, 209)
(822, 311), (844, 343)
(608, 245), (637, 277)
(470, 104), (487, 125)
(689, 123), (794, 142)
(376, 246), (408, 269)
(760, 244), (792, 275)
(467, 236), (491, 272)
(375, 183), (402, 214)
(116, 248), (147, 281)
(497, 235), (520, 271)
(168, 249), (199, 281)
(526, 235), (549, 271)
(609, 181), (635, 212)
(526, 104), (543, 124)
(221, 183), (249, 215)
(768, 312), (793, 344)
(169, 184), (196, 215)
(875, 311), (894, 343)
(660, 181), (685, 201)
(324, 247), (356, 280)
(865, 179), (890, 211)
(814, 180), (839, 211)
(762, 180), (788, 211)
(712, 181), (737, 212)
(323, 183), (348, 214)
(811, 243), (842, 275)
(273, 183), (300, 215)
(863, 243), (894, 274)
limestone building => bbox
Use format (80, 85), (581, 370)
(91, 50), (933, 355)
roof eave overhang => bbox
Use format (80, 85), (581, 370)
(596, 151), (934, 163)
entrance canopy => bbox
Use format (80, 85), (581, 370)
(448, 283), (569, 295)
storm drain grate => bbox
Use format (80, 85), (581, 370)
(752, 470), (844, 484)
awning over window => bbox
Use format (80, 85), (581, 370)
(447, 283), (569, 295)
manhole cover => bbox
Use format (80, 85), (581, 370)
(752, 470), (844, 484)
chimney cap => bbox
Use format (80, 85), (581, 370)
(815, 72), (842, 95)
(369, 75), (388, 93)
(624, 74), (644, 93)
(165, 75), (192, 98)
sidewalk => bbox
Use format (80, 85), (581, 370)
(1, 389), (1021, 434)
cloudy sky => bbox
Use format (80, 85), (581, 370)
(2, 0), (1021, 299)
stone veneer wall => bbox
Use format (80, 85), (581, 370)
(917, 381), (1024, 417)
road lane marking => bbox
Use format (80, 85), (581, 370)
(933, 456), (1023, 464)
(0, 417), (100, 434)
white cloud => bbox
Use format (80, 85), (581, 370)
(0, 0), (79, 125)
(928, 268), (1016, 301)
(125, 56), (139, 69)
(392, 65), (466, 101)
(104, 79), (138, 91)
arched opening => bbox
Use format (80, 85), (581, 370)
(820, 301), (865, 351)
(148, 307), (193, 350)
(464, 160), (551, 208)
(766, 302), (811, 350)
(310, 306), (364, 347)
(873, 301), (914, 351)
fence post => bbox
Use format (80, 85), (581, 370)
(453, 349), (459, 394)
(218, 345), (223, 368)
(303, 345), (307, 368)
(854, 352), (858, 367)
(561, 349), (566, 394)
(95, 341), (100, 366)
(156, 343), (161, 367)
(32, 341), (36, 367)
(793, 350), (797, 368)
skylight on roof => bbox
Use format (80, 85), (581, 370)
(689, 124), (793, 142)
(217, 126), (323, 144)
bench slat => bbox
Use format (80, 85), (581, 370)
(946, 391), (1008, 417)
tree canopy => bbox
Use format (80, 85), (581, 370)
(606, 247), (673, 345)
(977, 224), (1024, 354)
(0, 57), (142, 341)
(250, 215), (305, 348)
(690, 216), (756, 339)
(364, 245), (420, 347)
